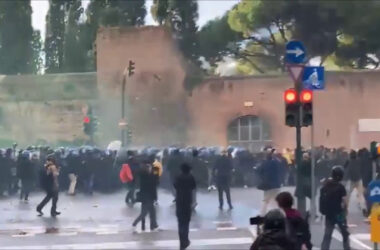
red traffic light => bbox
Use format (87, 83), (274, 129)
(300, 89), (313, 103)
(284, 89), (297, 103)
(83, 116), (90, 124)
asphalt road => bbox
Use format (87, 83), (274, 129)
(0, 187), (373, 250)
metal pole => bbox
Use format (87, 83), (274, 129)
(311, 123), (316, 220)
(296, 79), (306, 214)
(121, 75), (126, 146)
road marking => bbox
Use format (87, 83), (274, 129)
(96, 231), (119, 235)
(11, 233), (35, 238)
(352, 233), (370, 240)
(212, 220), (232, 224)
(332, 231), (372, 250)
(216, 227), (237, 231)
(57, 232), (78, 236)
(0, 237), (252, 250)
(248, 226), (257, 238)
(189, 228), (198, 232)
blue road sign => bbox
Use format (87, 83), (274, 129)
(285, 41), (306, 64)
(368, 180), (380, 203)
(302, 66), (325, 90)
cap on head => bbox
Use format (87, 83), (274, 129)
(263, 209), (286, 231)
(331, 165), (344, 182)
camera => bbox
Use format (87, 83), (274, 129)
(249, 216), (264, 225)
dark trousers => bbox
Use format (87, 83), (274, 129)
(37, 190), (58, 215)
(132, 200), (157, 230)
(217, 181), (232, 208)
(83, 174), (94, 194)
(321, 216), (350, 250)
(20, 179), (33, 200)
(177, 207), (191, 249)
(125, 182), (136, 204)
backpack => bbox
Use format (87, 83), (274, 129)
(319, 181), (343, 216)
(119, 164), (133, 183)
(286, 216), (312, 250)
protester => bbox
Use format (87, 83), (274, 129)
(167, 149), (184, 202)
(257, 149), (282, 215)
(17, 151), (35, 202)
(132, 160), (159, 232)
(250, 209), (296, 250)
(345, 150), (367, 216)
(320, 166), (350, 250)
(296, 152), (312, 200)
(174, 163), (196, 250)
(213, 149), (233, 210)
(276, 191), (312, 250)
(36, 156), (61, 217)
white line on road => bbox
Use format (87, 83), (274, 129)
(11, 234), (35, 238)
(96, 231), (119, 235)
(352, 233), (370, 240)
(216, 227), (237, 231)
(332, 231), (372, 250)
(57, 232), (78, 237)
(0, 237), (252, 250)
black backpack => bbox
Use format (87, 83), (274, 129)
(319, 181), (343, 216)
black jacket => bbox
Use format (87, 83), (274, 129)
(213, 155), (233, 179)
(174, 172), (196, 207)
(139, 169), (158, 202)
(250, 229), (296, 250)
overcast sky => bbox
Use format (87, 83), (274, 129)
(31, 0), (239, 40)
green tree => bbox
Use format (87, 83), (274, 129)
(151, 0), (169, 25)
(0, 0), (34, 74)
(198, 13), (242, 66)
(63, 0), (86, 72)
(168, 0), (199, 63)
(31, 30), (43, 74)
(111, 0), (146, 26)
(227, 0), (349, 72)
(45, 0), (65, 73)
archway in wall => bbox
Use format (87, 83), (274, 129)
(227, 115), (272, 152)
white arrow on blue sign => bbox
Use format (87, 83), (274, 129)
(285, 41), (306, 64)
(302, 66), (325, 90)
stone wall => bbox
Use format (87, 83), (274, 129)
(187, 71), (380, 150)
(96, 26), (188, 147)
(0, 73), (97, 146)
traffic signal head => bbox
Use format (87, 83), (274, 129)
(300, 89), (313, 127)
(83, 116), (90, 124)
(284, 89), (297, 104)
(370, 141), (380, 159)
(284, 89), (298, 127)
(128, 60), (135, 77)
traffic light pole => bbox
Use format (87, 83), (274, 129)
(121, 75), (126, 147)
(295, 79), (306, 215)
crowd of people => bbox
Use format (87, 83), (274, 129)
(0, 144), (377, 250)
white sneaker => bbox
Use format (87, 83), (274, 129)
(132, 225), (138, 233)
(211, 185), (217, 190)
(244, 185), (248, 189)
(151, 227), (162, 232)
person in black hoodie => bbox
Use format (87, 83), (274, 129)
(17, 151), (35, 202)
(213, 149), (233, 210)
(132, 160), (159, 232)
(174, 163), (196, 250)
(320, 166), (350, 250)
(250, 209), (296, 250)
